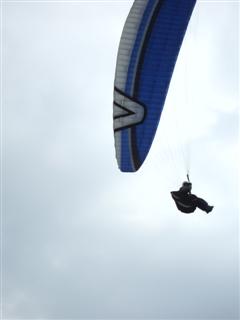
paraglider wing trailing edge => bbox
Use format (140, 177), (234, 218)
(113, 0), (196, 172)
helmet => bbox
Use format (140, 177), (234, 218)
(182, 181), (192, 187)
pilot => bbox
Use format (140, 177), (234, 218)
(171, 181), (214, 214)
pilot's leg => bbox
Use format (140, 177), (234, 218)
(193, 197), (212, 212)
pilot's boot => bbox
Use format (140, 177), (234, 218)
(206, 206), (214, 213)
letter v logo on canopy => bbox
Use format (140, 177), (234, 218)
(113, 87), (146, 132)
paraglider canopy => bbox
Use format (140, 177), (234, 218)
(113, 0), (197, 172)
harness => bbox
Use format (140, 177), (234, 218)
(171, 192), (196, 213)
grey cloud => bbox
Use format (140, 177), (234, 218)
(3, 1), (239, 319)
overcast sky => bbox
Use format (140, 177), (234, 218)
(2, 0), (239, 319)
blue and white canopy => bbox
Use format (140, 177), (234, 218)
(113, 0), (196, 172)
